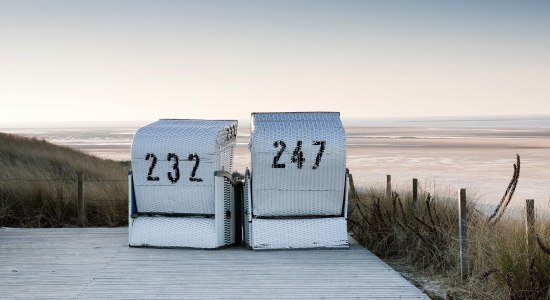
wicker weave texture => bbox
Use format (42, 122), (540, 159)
(250, 112), (346, 216)
(252, 190), (344, 216)
(250, 218), (349, 250)
(129, 216), (218, 248)
(131, 119), (237, 214)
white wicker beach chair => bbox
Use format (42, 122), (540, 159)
(128, 119), (238, 248)
(243, 112), (350, 249)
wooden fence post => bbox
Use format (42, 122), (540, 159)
(412, 178), (419, 217)
(386, 175), (392, 199)
(458, 188), (468, 279)
(77, 172), (86, 227)
(348, 172), (358, 200)
(525, 199), (535, 255)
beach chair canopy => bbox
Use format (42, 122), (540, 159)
(131, 119), (237, 215)
(250, 112), (347, 217)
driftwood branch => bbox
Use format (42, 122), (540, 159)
(487, 154), (520, 224)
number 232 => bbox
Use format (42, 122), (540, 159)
(145, 153), (202, 183)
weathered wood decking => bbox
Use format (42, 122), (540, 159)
(0, 228), (427, 299)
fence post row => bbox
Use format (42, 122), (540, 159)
(348, 172), (358, 200)
(458, 188), (468, 279)
(68, 172), (544, 281)
(525, 199), (535, 256)
(412, 178), (419, 217)
(386, 175), (392, 199)
(77, 172), (86, 227)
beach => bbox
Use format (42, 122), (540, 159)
(2, 117), (550, 213)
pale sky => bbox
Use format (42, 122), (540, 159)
(0, 1), (549, 122)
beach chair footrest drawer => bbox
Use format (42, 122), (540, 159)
(248, 217), (349, 250)
(129, 216), (224, 249)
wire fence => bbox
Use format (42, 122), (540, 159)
(0, 175), (128, 205)
(0, 172), (547, 227)
(0, 178), (126, 182)
(0, 173), (128, 227)
(355, 174), (550, 219)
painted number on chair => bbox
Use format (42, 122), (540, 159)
(225, 124), (237, 141)
(271, 140), (326, 169)
(145, 152), (203, 183)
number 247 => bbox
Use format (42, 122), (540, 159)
(272, 140), (325, 169)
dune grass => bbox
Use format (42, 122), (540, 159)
(0, 132), (128, 227)
(349, 182), (550, 299)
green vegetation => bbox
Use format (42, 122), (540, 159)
(349, 176), (550, 299)
(0, 132), (128, 227)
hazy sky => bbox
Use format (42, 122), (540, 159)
(1, 1), (549, 122)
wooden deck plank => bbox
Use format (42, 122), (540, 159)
(0, 228), (427, 299)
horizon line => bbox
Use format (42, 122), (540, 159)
(1, 114), (550, 128)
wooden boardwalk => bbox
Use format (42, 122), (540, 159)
(0, 228), (427, 299)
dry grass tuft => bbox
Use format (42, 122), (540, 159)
(349, 180), (550, 299)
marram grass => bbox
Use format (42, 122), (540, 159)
(349, 185), (550, 299)
(0, 132), (128, 227)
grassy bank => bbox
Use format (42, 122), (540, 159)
(0, 133), (128, 227)
(349, 182), (550, 299)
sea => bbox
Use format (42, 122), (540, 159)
(2, 116), (549, 215)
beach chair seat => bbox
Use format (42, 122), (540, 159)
(129, 119), (238, 248)
(243, 112), (350, 250)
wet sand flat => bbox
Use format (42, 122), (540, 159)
(3, 123), (550, 212)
